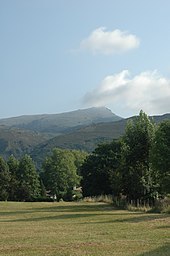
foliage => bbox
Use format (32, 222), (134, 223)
(0, 111), (169, 163)
(149, 197), (170, 213)
(0, 110), (169, 204)
(81, 140), (122, 197)
(7, 155), (19, 201)
(81, 110), (170, 204)
(83, 194), (113, 204)
(121, 110), (156, 202)
(0, 156), (11, 200)
(41, 148), (83, 201)
(0, 148), (86, 202)
(0, 154), (44, 202)
(151, 120), (170, 195)
(16, 155), (41, 201)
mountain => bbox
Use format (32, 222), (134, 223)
(0, 107), (122, 136)
(30, 113), (170, 165)
(30, 119), (126, 164)
(150, 113), (170, 123)
(0, 107), (122, 161)
(0, 108), (169, 166)
(0, 125), (47, 159)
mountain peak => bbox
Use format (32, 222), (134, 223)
(0, 107), (122, 134)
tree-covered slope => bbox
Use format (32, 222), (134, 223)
(0, 110), (169, 166)
(0, 125), (47, 159)
(30, 113), (170, 165)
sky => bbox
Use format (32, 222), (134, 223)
(0, 0), (170, 118)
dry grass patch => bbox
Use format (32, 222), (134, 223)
(0, 201), (169, 256)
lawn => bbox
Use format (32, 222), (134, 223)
(0, 201), (169, 256)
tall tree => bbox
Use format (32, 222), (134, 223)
(0, 156), (11, 201)
(151, 120), (170, 195)
(17, 155), (41, 201)
(42, 148), (80, 201)
(81, 140), (122, 197)
(121, 110), (155, 202)
(7, 155), (19, 201)
(71, 150), (88, 175)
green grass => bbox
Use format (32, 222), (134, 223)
(0, 202), (169, 256)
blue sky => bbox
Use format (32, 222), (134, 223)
(1, 0), (170, 118)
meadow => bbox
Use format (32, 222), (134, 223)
(0, 201), (169, 256)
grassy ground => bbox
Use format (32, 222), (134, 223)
(0, 201), (169, 256)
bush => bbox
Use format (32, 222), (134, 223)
(83, 195), (113, 204)
(148, 197), (170, 213)
(28, 197), (55, 202)
(126, 204), (151, 212)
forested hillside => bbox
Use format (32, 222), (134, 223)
(0, 125), (47, 159)
(0, 108), (169, 166)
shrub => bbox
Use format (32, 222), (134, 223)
(83, 195), (113, 204)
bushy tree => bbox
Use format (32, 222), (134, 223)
(0, 156), (11, 200)
(7, 155), (19, 201)
(71, 150), (88, 175)
(151, 120), (170, 195)
(121, 110), (155, 202)
(16, 155), (41, 201)
(81, 140), (122, 197)
(42, 148), (81, 201)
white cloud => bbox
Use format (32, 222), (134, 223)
(83, 70), (170, 116)
(79, 27), (140, 55)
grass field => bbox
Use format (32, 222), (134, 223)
(0, 201), (169, 256)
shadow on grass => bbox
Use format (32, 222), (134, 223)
(0, 203), (169, 224)
(137, 243), (170, 256)
(31, 203), (116, 213)
(0, 213), (100, 222)
(0, 204), (110, 218)
(0, 210), (36, 216)
(0, 203), (132, 216)
(0, 203), (114, 222)
(156, 225), (170, 229)
(0, 203), (141, 222)
(85, 212), (169, 225)
(116, 214), (169, 223)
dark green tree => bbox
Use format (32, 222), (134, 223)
(121, 110), (155, 203)
(42, 148), (80, 201)
(81, 140), (122, 197)
(16, 155), (41, 201)
(151, 120), (170, 195)
(0, 156), (11, 201)
(7, 155), (19, 201)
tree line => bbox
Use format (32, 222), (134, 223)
(0, 149), (87, 201)
(81, 111), (170, 205)
(0, 111), (169, 203)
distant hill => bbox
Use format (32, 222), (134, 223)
(0, 107), (122, 161)
(0, 108), (169, 166)
(151, 113), (170, 123)
(0, 125), (47, 159)
(30, 119), (126, 165)
(0, 107), (122, 136)
(30, 113), (170, 165)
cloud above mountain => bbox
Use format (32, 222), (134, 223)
(79, 27), (140, 55)
(83, 70), (170, 116)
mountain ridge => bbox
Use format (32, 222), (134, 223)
(30, 112), (170, 165)
(0, 107), (169, 165)
(0, 107), (122, 135)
